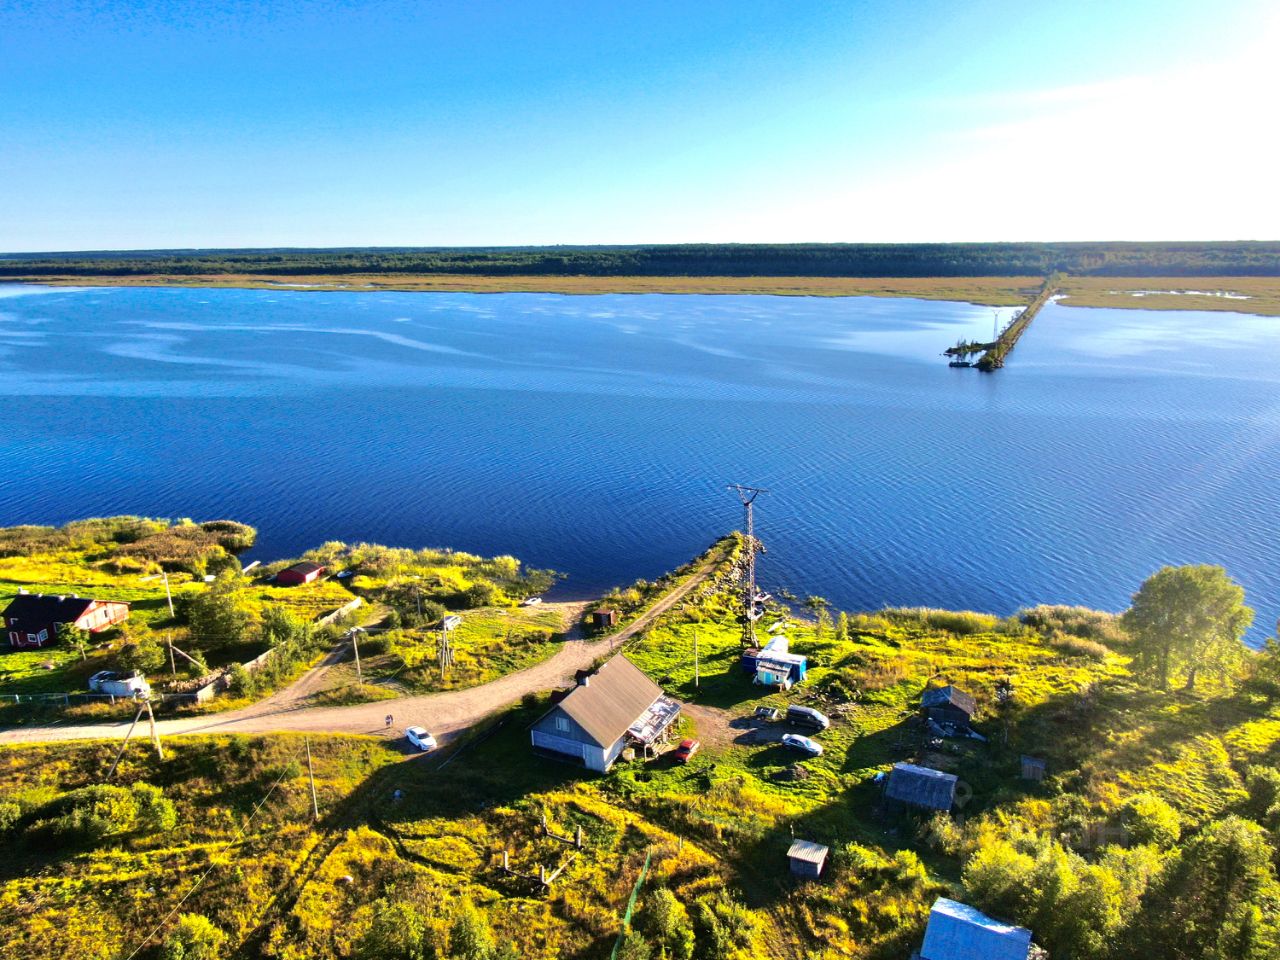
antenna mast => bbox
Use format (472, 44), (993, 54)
(727, 484), (768, 648)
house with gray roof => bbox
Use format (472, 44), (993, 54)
(919, 898), (1032, 960)
(530, 654), (681, 772)
(883, 762), (958, 812)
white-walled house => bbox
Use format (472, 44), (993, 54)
(530, 654), (681, 772)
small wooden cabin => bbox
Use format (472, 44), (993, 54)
(591, 608), (618, 629)
(1020, 756), (1047, 781)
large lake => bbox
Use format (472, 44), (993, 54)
(3, 284), (1279, 639)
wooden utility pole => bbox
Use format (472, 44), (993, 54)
(305, 737), (319, 822)
(106, 703), (147, 779)
(167, 634), (177, 677)
(350, 628), (363, 683)
(144, 699), (163, 760)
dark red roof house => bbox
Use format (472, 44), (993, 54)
(4, 592), (130, 650)
(276, 562), (325, 586)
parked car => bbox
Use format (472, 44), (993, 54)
(406, 727), (437, 752)
(781, 733), (824, 757)
(520, 597), (543, 607)
(754, 706), (780, 721)
(673, 738), (700, 763)
(786, 705), (830, 730)
(442, 615), (463, 630)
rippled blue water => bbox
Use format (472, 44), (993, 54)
(2, 284), (1278, 639)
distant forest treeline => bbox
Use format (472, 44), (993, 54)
(3, 242), (1279, 277)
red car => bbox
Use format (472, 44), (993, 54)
(673, 738), (700, 763)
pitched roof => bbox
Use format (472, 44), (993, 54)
(283, 561), (324, 576)
(3, 593), (98, 623)
(787, 840), (829, 865)
(885, 763), (958, 811)
(553, 654), (663, 748)
(921, 898), (1031, 960)
(921, 684), (977, 717)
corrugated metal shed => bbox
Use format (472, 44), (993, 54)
(884, 763), (958, 811)
(787, 839), (829, 864)
(920, 898), (1031, 960)
(555, 655), (664, 748)
(787, 839), (829, 877)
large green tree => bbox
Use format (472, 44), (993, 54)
(1121, 565), (1253, 690)
(1140, 816), (1280, 960)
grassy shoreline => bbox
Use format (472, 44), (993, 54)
(3, 273), (1043, 305)
(10, 272), (1280, 313)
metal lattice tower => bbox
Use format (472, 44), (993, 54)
(728, 484), (768, 648)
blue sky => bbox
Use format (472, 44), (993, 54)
(1, 0), (1276, 250)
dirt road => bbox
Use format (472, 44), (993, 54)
(0, 557), (719, 748)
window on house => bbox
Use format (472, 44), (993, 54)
(37, 628), (48, 642)
(555, 716), (570, 733)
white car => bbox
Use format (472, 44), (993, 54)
(520, 597), (543, 607)
(781, 733), (823, 757)
(406, 727), (437, 752)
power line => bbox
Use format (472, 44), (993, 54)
(122, 742), (307, 960)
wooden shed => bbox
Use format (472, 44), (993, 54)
(1020, 756), (1046, 781)
(920, 685), (977, 726)
(883, 762), (958, 813)
(277, 562), (325, 586)
(591, 608), (618, 629)
(787, 839), (829, 878)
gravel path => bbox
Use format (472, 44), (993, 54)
(0, 557), (718, 748)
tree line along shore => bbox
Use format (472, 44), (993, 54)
(1, 516), (1279, 960)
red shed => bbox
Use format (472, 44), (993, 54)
(4, 592), (130, 650)
(591, 608), (619, 629)
(276, 561), (325, 586)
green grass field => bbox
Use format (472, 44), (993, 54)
(2, 558), (1278, 959)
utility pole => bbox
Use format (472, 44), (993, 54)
(305, 737), (319, 822)
(106, 702), (147, 779)
(141, 571), (175, 618)
(727, 484), (768, 648)
(144, 699), (163, 760)
(694, 627), (700, 688)
(349, 628), (364, 683)
(167, 634), (177, 677)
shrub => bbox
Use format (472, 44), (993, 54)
(1119, 793), (1181, 849)
(227, 663), (257, 699)
(30, 782), (177, 846)
(1048, 632), (1111, 661)
(882, 607), (999, 636)
(162, 913), (227, 960)
(0, 801), (20, 833)
(1020, 605), (1126, 646)
(1243, 765), (1280, 828)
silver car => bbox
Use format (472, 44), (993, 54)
(781, 733), (823, 756)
